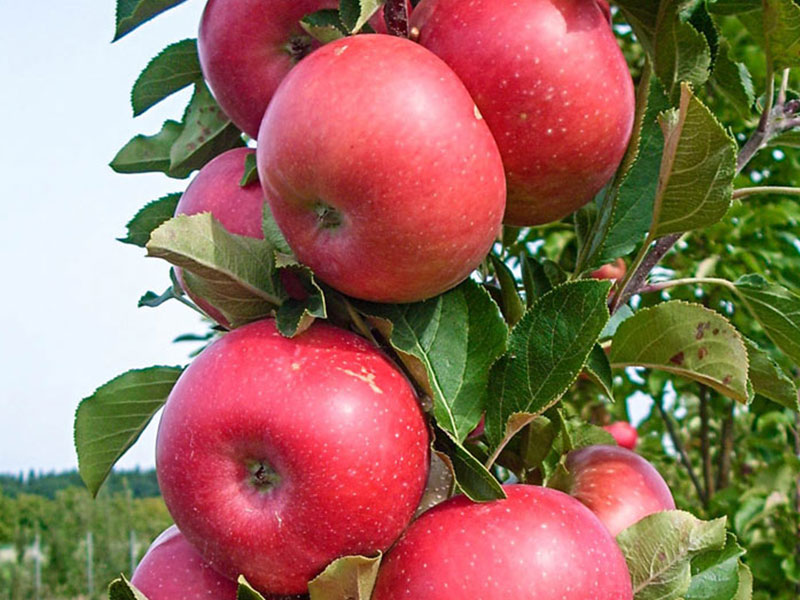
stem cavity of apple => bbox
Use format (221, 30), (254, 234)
(314, 202), (344, 230)
(285, 35), (314, 64)
(247, 459), (282, 492)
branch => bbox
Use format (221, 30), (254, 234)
(733, 186), (800, 200)
(654, 393), (708, 507)
(699, 384), (714, 504)
(715, 401), (735, 492)
(611, 233), (681, 313)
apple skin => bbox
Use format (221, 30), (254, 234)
(174, 147), (265, 327)
(257, 34), (505, 303)
(198, 0), (338, 138)
(411, 0), (635, 226)
(156, 318), (430, 595)
(130, 525), (237, 599)
(372, 484), (633, 599)
(603, 421), (638, 450)
(591, 257), (627, 281)
(369, 1), (413, 34)
(563, 445), (675, 536)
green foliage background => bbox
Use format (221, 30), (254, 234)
(0, 470), (170, 600)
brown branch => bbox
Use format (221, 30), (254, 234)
(699, 385), (714, 502)
(715, 400), (735, 492)
(655, 393), (708, 507)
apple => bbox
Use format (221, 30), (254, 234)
(369, 0), (413, 34)
(257, 34), (506, 303)
(411, 0), (635, 226)
(156, 318), (430, 595)
(130, 525), (237, 599)
(562, 445), (675, 536)
(173, 147), (265, 327)
(198, 0), (338, 138)
(372, 484), (633, 599)
(591, 258), (627, 281)
(603, 420), (638, 449)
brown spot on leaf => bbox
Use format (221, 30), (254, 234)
(698, 347), (708, 360)
(669, 352), (685, 366)
(723, 375), (732, 385)
(696, 321), (712, 340)
(713, 328), (719, 335)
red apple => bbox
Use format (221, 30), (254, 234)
(563, 445), (675, 536)
(411, 0), (635, 226)
(156, 318), (430, 595)
(174, 147), (265, 327)
(131, 526), (237, 599)
(591, 257), (627, 281)
(603, 420), (638, 449)
(369, 0), (413, 34)
(372, 484), (633, 599)
(198, 0), (338, 138)
(257, 34), (505, 303)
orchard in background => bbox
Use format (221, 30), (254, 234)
(74, 0), (800, 599)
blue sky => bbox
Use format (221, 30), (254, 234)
(0, 2), (211, 473)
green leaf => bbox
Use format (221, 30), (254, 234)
(653, 1), (712, 104)
(520, 254), (552, 306)
(490, 255), (524, 326)
(355, 279), (508, 443)
(543, 417), (615, 484)
(236, 576), (266, 600)
(616, 511), (727, 600)
(170, 82), (245, 176)
(434, 428), (505, 502)
(75, 367), (182, 497)
(592, 70), (671, 265)
(131, 39), (201, 116)
(707, 0), (760, 17)
(146, 213), (284, 328)
(734, 563), (753, 600)
(118, 193), (181, 247)
(138, 286), (178, 308)
(240, 153), (259, 187)
(339, 0), (383, 33)
(614, 1), (660, 57)
(734, 274), (800, 367)
(485, 280), (611, 449)
(711, 40), (755, 118)
(685, 534), (745, 600)
(610, 301), (750, 403)
(109, 575), (150, 600)
(114, 0), (187, 41)
(583, 344), (615, 401)
(275, 272), (327, 337)
(307, 554), (382, 600)
(110, 120), (189, 178)
(262, 203), (292, 256)
(651, 83), (736, 237)
(745, 339), (799, 410)
(300, 9), (348, 43)
(763, 0), (800, 70)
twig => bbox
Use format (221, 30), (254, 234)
(699, 384), (714, 504)
(654, 393), (708, 507)
(736, 65), (775, 175)
(716, 401), (735, 492)
(611, 233), (681, 313)
(732, 186), (800, 200)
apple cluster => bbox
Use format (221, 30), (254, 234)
(126, 0), (653, 598)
